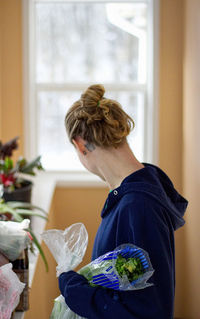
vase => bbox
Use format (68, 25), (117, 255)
(2, 180), (33, 222)
(2, 180), (33, 203)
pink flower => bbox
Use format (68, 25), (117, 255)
(0, 174), (15, 187)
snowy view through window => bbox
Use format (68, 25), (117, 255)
(35, 2), (148, 170)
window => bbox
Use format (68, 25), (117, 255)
(23, 0), (159, 172)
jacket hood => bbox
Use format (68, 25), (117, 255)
(102, 162), (188, 230)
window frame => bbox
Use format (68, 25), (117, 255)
(22, 0), (160, 176)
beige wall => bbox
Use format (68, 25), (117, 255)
(0, 0), (24, 156)
(1, 0), (199, 318)
(159, 0), (184, 193)
(182, 0), (200, 317)
(158, 1), (186, 317)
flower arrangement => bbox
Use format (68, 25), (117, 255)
(0, 136), (43, 192)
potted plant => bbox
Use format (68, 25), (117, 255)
(0, 136), (44, 202)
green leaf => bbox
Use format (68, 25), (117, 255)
(11, 157), (27, 174)
(15, 209), (48, 220)
(19, 156), (44, 175)
(27, 228), (49, 272)
(4, 157), (13, 170)
(0, 203), (23, 222)
(6, 201), (48, 216)
(0, 160), (6, 172)
(17, 157), (27, 169)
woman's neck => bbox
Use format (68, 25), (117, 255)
(95, 142), (145, 190)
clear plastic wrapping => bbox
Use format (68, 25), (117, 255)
(79, 243), (154, 291)
(0, 219), (31, 261)
(42, 223), (88, 277)
(50, 295), (85, 319)
(0, 263), (25, 319)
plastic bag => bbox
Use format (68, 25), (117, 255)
(0, 263), (25, 319)
(41, 223), (88, 277)
(50, 295), (85, 319)
(42, 224), (154, 319)
(0, 219), (31, 261)
(42, 223), (88, 319)
(78, 243), (154, 291)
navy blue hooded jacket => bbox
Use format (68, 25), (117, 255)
(59, 162), (188, 319)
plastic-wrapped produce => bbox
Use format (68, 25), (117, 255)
(42, 223), (154, 319)
(78, 244), (154, 291)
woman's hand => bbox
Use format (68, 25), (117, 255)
(0, 252), (9, 267)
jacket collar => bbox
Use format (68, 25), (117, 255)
(101, 162), (188, 229)
(101, 163), (148, 217)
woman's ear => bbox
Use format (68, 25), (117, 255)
(72, 137), (87, 155)
(72, 138), (79, 150)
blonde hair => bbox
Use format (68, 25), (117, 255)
(65, 84), (135, 148)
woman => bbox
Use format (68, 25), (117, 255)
(58, 84), (188, 319)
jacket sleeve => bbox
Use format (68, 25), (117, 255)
(58, 196), (173, 319)
(59, 270), (141, 319)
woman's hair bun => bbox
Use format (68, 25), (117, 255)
(65, 83), (135, 148)
(81, 84), (105, 107)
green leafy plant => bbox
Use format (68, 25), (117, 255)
(0, 197), (49, 272)
(115, 254), (144, 282)
(0, 137), (44, 192)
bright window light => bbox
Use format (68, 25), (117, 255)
(24, 0), (158, 172)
